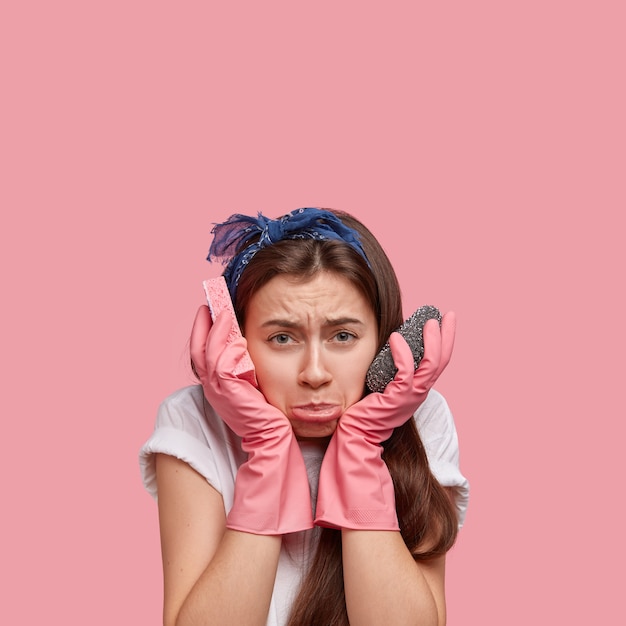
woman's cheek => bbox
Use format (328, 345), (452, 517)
(253, 353), (294, 403)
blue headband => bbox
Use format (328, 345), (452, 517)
(207, 208), (370, 301)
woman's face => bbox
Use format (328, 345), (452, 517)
(243, 271), (379, 439)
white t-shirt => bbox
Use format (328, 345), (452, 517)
(139, 384), (469, 626)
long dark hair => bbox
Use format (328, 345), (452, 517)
(232, 210), (458, 625)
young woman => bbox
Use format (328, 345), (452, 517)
(140, 208), (469, 626)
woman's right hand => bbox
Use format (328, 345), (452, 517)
(190, 305), (314, 534)
(191, 304), (288, 439)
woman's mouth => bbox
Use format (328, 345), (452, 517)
(290, 403), (342, 423)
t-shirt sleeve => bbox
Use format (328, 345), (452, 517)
(139, 386), (225, 500)
(415, 389), (470, 528)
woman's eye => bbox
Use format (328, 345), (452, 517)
(271, 333), (292, 345)
(335, 331), (355, 342)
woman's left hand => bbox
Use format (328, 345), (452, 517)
(343, 311), (455, 440)
(314, 312), (456, 530)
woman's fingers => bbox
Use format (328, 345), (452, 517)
(204, 310), (252, 384)
(416, 312), (456, 386)
(437, 311), (456, 377)
(190, 305), (211, 379)
(418, 312), (456, 386)
(387, 332), (416, 388)
(418, 318), (443, 384)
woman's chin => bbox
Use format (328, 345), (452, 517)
(290, 419), (338, 441)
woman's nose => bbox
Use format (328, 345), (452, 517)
(298, 345), (332, 388)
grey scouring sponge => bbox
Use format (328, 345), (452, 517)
(365, 305), (442, 393)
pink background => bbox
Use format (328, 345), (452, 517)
(2, 1), (624, 623)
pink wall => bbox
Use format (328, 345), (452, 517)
(2, 1), (624, 623)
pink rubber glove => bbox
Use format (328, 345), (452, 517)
(314, 313), (456, 531)
(190, 305), (314, 535)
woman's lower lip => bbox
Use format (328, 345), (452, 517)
(291, 405), (342, 422)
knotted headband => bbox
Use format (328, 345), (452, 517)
(207, 208), (370, 301)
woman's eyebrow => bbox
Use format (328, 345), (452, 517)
(324, 317), (364, 327)
(260, 317), (365, 328)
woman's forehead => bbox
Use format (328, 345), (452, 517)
(246, 272), (374, 321)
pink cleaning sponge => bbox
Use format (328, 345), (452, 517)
(202, 276), (257, 386)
